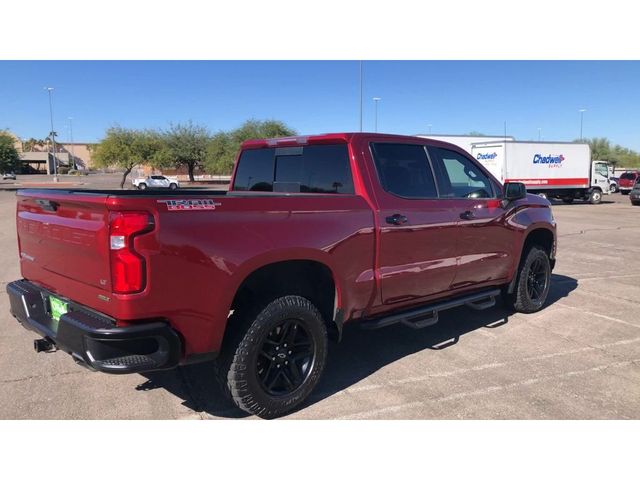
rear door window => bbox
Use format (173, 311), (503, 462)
(370, 143), (438, 198)
(233, 144), (354, 194)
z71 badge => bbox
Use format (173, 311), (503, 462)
(158, 199), (222, 211)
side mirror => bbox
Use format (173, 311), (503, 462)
(503, 182), (527, 202)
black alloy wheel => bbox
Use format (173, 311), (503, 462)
(526, 256), (549, 304)
(215, 295), (328, 418)
(503, 245), (552, 313)
(256, 319), (316, 396)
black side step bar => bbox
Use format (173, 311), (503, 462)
(360, 289), (501, 330)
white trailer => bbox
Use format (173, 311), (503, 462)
(471, 140), (611, 204)
(417, 134), (515, 155)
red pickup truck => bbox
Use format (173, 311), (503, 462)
(7, 133), (556, 418)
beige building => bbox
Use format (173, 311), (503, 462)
(4, 130), (96, 173)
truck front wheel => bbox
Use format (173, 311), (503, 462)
(215, 295), (328, 419)
(589, 189), (602, 204)
(503, 246), (551, 313)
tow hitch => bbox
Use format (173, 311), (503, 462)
(34, 338), (57, 353)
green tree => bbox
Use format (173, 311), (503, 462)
(204, 119), (296, 175)
(205, 131), (234, 175)
(161, 122), (212, 182)
(0, 131), (20, 173)
(574, 137), (640, 168)
(92, 127), (166, 189)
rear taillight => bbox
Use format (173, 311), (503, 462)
(109, 211), (154, 294)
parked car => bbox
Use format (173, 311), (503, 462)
(2, 172), (16, 180)
(618, 171), (640, 195)
(7, 133), (557, 418)
(629, 179), (640, 206)
(132, 175), (179, 190)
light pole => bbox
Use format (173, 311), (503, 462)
(359, 61), (363, 132)
(538, 128), (542, 141)
(579, 109), (586, 141)
(68, 117), (75, 170)
(427, 124), (432, 134)
(372, 97), (381, 132)
(45, 87), (58, 180)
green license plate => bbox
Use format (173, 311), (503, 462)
(49, 296), (68, 323)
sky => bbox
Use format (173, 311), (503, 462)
(1, 61), (639, 150)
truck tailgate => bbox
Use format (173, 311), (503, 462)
(16, 190), (112, 292)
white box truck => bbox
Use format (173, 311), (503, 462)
(471, 140), (611, 204)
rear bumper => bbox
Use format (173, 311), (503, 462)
(7, 279), (182, 374)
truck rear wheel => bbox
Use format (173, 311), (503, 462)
(503, 246), (551, 314)
(215, 295), (328, 419)
(589, 189), (602, 204)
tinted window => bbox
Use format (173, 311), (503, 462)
(621, 172), (636, 180)
(274, 145), (354, 194)
(370, 143), (438, 198)
(233, 148), (275, 191)
(429, 147), (494, 199)
(232, 144), (354, 194)
(151, 175), (166, 180)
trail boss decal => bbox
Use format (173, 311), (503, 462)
(158, 199), (222, 211)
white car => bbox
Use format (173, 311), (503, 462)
(2, 172), (16, 180)
(132, 175), (179, 190)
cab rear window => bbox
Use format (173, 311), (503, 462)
(233, 144), (354, 194)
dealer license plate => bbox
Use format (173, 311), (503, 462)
(49, 296), (68, 324)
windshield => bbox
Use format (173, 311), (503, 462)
(620, 172), (636, 180)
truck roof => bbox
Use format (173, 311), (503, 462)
(240, 132), (455, 149)
(472, 139), (591, 146)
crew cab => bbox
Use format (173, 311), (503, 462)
(7, 133), (556, 418)
(132, 175), (179, 190)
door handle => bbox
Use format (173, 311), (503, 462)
(460, 210), (475, 220)
(386, 213), (408, 225)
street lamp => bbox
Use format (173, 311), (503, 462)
(579, 109), (587, 141)
(427, 124), (432, 134)
(44, 87), (58, 180)
(372, 97), (381, 132)
(68, 117), (75, 170)
(359, 61), (363, 132)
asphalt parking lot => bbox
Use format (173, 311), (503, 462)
(0, 189), (638, 419)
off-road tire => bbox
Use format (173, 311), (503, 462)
(503, 245), (551, 314)
(214, 295), (328, 419)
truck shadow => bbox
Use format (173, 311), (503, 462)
(139, 273), (578, 419)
